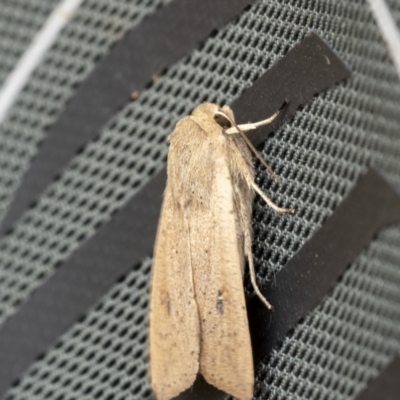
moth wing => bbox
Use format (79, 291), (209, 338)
(149, 187), (200, 400)
(191, 153), (254, 400)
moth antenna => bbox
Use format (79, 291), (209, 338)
(225, 99), (288, 133)
(216, 110), (282, 185)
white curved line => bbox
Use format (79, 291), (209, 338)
(367, 0), (400, 79)
(0, 0), (83, 125)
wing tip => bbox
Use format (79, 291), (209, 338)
(152, 371), (198, 400)
(202, 371), (254, 400)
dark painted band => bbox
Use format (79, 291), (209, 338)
(355, 356), (400, 400)
(0, 33), (352, 398)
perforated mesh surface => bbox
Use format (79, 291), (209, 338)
(253, 226), (400, 400)
(0, 0), (172, 224)
(0, 0), (59, 86)
(387, 0), (400, 24)
(5, 258), (154, 400)
(0, 0), (399, 399)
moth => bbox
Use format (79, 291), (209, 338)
(149, 102), (294, 400)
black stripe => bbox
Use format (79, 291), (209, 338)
(0, 0), (257, 235)
(0, 33), (351, 397)
(355, 356), (400, 400)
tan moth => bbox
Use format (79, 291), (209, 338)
(149, 102), (294, 400)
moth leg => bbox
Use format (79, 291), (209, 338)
(252, 182), (295, 214)
(244, 232), (273, 310)
(218, 109), (287, 185)
(245, 182), (294, 310)
(249, 255), (273, 310)
(221, 121), (281, 185)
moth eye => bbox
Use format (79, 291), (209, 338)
(214, 113), (232, 128)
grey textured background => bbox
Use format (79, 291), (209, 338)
(0, 0), (59, 86)
(0, 0), (399, 399)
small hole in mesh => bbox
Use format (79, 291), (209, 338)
(82, 385), (94, 395)
(4, 226), (15, 236)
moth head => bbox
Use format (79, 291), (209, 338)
(191, 103), (236, 129)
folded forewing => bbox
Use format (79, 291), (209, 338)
(149, 188), (200, 400)
(191, 153), (254, 400)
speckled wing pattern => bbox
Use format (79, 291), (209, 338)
(149, 178), (200, 400)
